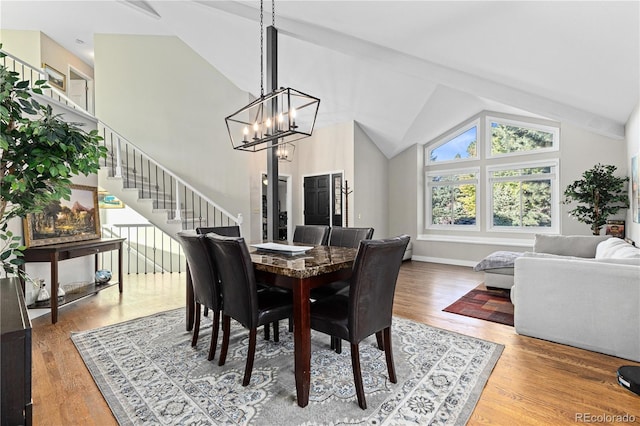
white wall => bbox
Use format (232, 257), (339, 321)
(94, 34), (252, 236)
(389, 114), (629, 265)
(354, 122), (389, 237)
(0, 29), (41, 66)
(626, 102), (640, 244)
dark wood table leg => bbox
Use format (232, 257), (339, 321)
(117, 242), (123, 293)
(186, 266), (194, 332)
(292, 278), (311, 407)
(50, 252), (59, 324)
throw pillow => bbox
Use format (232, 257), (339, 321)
(595, 238), (640, 259)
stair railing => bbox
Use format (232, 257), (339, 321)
(98, 123), (241, 230)
(101, 225), (185, 274)
(0, 50), (92, 119)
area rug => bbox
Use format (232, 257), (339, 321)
(443, 285), (514, 326)
(72, 308), (503, 425)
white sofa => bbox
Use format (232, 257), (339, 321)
(512, 235), (640, 362)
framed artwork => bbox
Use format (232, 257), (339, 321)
(605, 220), (625, 239)
(23, 184), (101, 247)
(42, 63), (66, 91)
(98, 191), (125, 209)
(632, 154), (639, 223)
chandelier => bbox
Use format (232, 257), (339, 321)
(276, 142), (295, 162)
(225, 1), (320, 153)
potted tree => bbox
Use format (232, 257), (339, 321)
(0, 48), (107, 287)
(563, 163), (629, 235)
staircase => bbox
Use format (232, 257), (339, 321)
(97, 123), (241, 238)
(2, 50), (240, 269)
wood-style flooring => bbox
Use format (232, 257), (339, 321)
(29, 261), (640, 425)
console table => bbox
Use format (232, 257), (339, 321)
(20, 238), (125, 324)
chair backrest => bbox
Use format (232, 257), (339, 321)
(292, 225), (330, 245)
(196, 226), (241, 237)
(175, 230), (221, 311)
(204, 234), (259, 329)
(348, 235), (410, 343)
(328, 227), (374, 248)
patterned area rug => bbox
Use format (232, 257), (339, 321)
(72, 308), (503, 425)
(443, 285), (514, 326)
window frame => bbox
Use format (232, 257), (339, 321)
(426, 119), (480, 166)
(485, 116), (560, 159)
(425, 167), (480, 231)
(485, 159), (560, 234)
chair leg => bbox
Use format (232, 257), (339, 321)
(330, 336), (335, 350)
(383, 327), (397, 383)
(218, 315), (231, 366)
(273, 321), (280, 342)
(243, 328), (257, 386)
(350, 343), (367, 410)
(191, 303), (201, 347)
(335, 338), (342, 354)
(264, 323), (271, 340)
(288, 316), (294, 332)
(203, 306), (209, 317)
(207, 310), (220, 361)
(375, 331), (384, 350)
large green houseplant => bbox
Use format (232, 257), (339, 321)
(563, 163), (629, 235)
(0, 48), (107, 279)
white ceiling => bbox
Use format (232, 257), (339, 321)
(2, 0), (638, 158)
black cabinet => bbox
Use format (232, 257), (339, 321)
(1, 278), (32, 426)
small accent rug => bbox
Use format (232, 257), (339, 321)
(72, 308), (503, 425)
(443, 285), (514, 326)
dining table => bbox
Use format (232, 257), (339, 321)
(185, 241), (357, 408)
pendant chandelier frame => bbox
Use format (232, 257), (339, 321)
(224, 0), (319, 153)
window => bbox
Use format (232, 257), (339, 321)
(427, 121), (478, 164)
(423, 112), (560, 234)
(488, 161), (558, 232)
(487, 116), (559, 158)
(427, 169), (478, 228)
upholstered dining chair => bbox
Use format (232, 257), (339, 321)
(309, 235), (410, 409)
(309, 227), (375, 306)
(327, 227), (374, 248)
(175, 230), (221, 361)
(195, 226), (239, 319)
(196, 225), (241, 237)
(205, 234), (293, 386)
(292, 225), (330, 245)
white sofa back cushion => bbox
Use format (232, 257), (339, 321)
(534, 234), (610, 257)
(595, 237), (640, 259)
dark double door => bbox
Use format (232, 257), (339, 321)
(303, 174), (342, 227)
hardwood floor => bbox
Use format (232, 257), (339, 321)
(30, 261), (639, 425)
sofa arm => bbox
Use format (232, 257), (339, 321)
(533, 234), (610, 258)
(513, 256), (640, 362)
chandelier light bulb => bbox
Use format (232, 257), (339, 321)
(253, 122), (259, 140)
(242, 126), (249, 142)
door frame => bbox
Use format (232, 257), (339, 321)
(301, 170), (344, 228)
(67, 65), (94, 114)
(261, 172), (292, 240)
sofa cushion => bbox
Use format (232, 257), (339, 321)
(533, 234), (610, 257)
(596, 238), (640, 259)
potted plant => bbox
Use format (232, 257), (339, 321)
(563, 163), (629, 235)
(0, 48), (107, 285)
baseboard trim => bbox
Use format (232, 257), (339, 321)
(410, 255), (477, 268)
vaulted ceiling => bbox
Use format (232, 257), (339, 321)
(2, 1), (638, 158)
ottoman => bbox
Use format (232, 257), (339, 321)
(473, 251), (524, 289)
